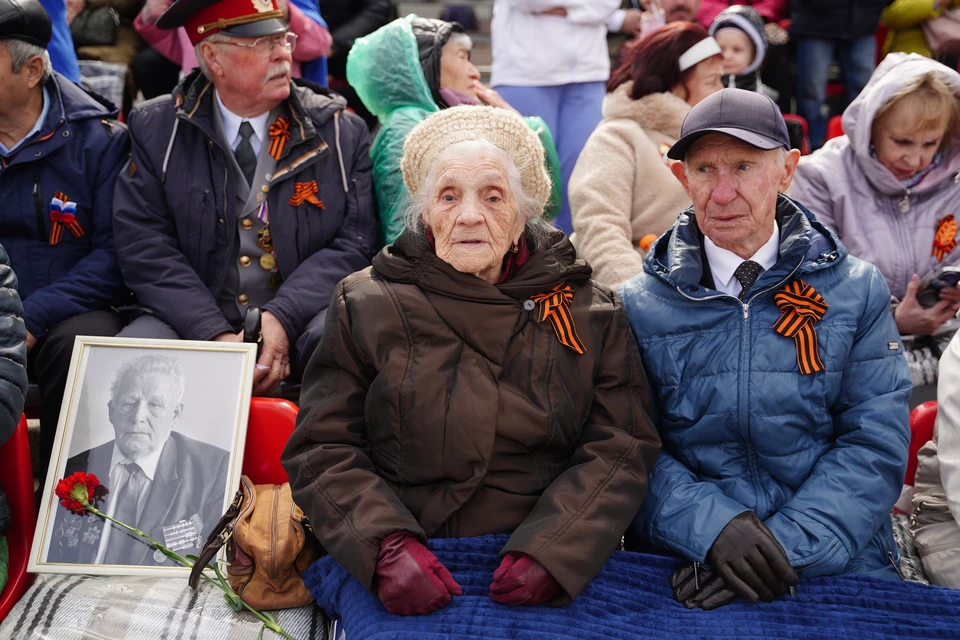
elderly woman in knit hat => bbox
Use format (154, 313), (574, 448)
(283, 105), (660, 615)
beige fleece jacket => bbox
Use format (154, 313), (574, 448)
(569, 84), (691, 287)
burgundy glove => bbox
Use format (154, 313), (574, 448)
(373, 532), (462, 615)
(489, 552), (563, 606)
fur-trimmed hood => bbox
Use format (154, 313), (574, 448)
(601, 83), (690, 140)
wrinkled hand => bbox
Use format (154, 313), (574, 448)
(895, 274), (960, 335)
(471, 81), (517, 112)
(374, 532), (462, 615)
(25, 330), (37, 352)
(489, 552), (562, 606)
(252, 311), (290, 394)
(670, 564), (739, 610)
(702, 512), (798, 604)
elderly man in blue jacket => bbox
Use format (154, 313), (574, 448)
(0, 0), (129, 481)
(113, 0), (377, 395)
(619, 89), (911, 610)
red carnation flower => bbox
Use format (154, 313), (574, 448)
(55, 472), (109, 515)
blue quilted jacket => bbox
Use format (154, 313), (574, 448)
(618, 195), (911, 579)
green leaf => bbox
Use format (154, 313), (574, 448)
(0, 537), (9, 594)
(185, 554), (199, 562)
(223, 592), (244, 612)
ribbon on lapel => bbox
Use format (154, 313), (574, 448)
(531, 282), (586, 355)
(268, 116), (291, 161)
(289, 180), (324, 208)
(773, 279), (828, 375)
(49, 191), (85, 245)
(933, 214), (957, 262)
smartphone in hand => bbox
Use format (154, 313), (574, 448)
(917, 266), (960, 308)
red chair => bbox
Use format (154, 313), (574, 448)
(0, 417), (37, 623)
(241, 397), (299, 485)
(905, 401), (938, 487)
(826, 115), (844, 141)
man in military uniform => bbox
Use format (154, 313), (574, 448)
(0, 0), (129, 481)
(113, 0), (377, 393)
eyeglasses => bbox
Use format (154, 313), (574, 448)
(217, 32), (298, 56)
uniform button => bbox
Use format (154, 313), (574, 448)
(523, 299), (536, 311)
(239, 256), (251, 267)
(34, 151), (41, 157)
(261, 185), (269, 193)
(238, 294), (249, 305)
(241, 219), (253, 230)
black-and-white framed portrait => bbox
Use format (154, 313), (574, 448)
(30, 337), (258, 576)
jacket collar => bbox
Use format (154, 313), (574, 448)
(173, 71), (342, 161)
(646, 194), (845, 298)
(373, 227), (593, 365)
(602, 84), (689, 140)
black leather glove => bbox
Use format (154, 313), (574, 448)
(704, 511), (798, 603)
(670, 564), (738, 610)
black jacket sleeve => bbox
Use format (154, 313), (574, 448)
(0, 245), (28, 446)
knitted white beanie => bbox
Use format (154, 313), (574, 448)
(401, 105), (552, 213)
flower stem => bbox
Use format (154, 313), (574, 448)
(82, 502), (296, 639)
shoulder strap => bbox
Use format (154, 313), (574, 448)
(188, 486), (245, 589)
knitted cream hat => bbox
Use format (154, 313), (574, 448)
(401, 105), (552, 213)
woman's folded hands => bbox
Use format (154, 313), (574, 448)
(374, 535), (563, 615)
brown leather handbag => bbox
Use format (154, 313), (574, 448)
(189, 475), (322, 609)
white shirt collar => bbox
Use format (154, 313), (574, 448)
(703, 221), (780, 296)
(109, 438), (166, 482)
(215, 89), (270, 154)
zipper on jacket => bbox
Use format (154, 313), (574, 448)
(33, 176), (45, 241)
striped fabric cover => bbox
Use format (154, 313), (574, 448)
(0, 574), (326, 639)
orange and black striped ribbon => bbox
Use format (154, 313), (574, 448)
(48, 191), (85, 245)
(933, 214), (957, 262)
(268, 116), (290, 161)
(773, 279), (828, 375)
(531, 282), (586, 355)
(288, 180), (324, 208)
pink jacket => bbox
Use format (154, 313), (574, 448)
(134, 4), (331, 78)
(790, 54), (960, 302)
(697, 0), (788, 26)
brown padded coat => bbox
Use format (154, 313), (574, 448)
(282, 228), (660, 601)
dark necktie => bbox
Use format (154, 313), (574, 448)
(103, 462), (144, 565)
(734, 260), (763, 300)
(235, 121), (257, 186)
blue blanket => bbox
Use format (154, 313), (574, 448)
(305, 536), (960, 639)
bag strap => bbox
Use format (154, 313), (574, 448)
(188, 487), (245, 589)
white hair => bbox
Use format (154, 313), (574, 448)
(194, 32), (235, 79)
(445, 31), (473, 51)
(1, 39), (52, 82)
(402, 139), (550, 247)
(111, 355), (186, 405)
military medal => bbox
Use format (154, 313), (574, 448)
(260, 253), (277, 270)
(257, 225), (273, 252)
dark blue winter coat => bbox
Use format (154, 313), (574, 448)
(0, 72), (129, 338)
(112, 71), (377, 343)
(618, 195), (911, 579)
